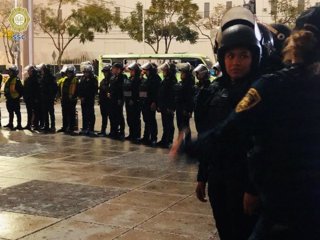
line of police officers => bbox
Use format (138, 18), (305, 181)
(0, 59), (208, 150)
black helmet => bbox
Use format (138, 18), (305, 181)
(8, 65), (19, 75)
(159, 62), (177, 75)
(269, 23), (291, 55)
(177, 62), (193, 73)
(112, 62), (124, 70)
(101, 64), (112, 72)
(295, 6), (320, 32)
(217, 24), (262, 74)
(141, 62), (153, 71)
(127, 62), (141, 71)
(193, 64), (209, 80)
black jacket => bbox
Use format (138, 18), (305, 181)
(23, 75), (40, 102)
(99, 76), (111, 103)
(123, 75), (141, 104)
(139, 73), (161, 105)
(78, 74), (98, 100)
(175, 75), (195, 114)
(110, 73), (126, 103)
(157, 75), (177, 111)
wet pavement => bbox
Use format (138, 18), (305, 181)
(0, 102), (218, 240)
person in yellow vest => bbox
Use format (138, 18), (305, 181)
(4, 65), (23, 130)
(56, 65), (78, 135)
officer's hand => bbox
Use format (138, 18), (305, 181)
(169, 131), (184, 159)
(150, 102), (157, 111)
(107, 93), (111, 98)
(243, 192), (259, 216)
(196, 181), (207, 202)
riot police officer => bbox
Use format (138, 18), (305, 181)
(4, 65), (23, 130)
(123, 62), (142, 142)
(139, 62), (161, 146)
(78, 64), (98, 136)
(157, 62), (177, 148)
(175, 62), (195, 143)
(23, 65), (40, 130)
(57, 65), (78, 135)
(109, 62), (126, 140)
(98, 64), (112, 137)
(193, 64), (211, 134)
(38, 64), (58, 133)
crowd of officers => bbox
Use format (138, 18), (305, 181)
(0, 60), (212, 149)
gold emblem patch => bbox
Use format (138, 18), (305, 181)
(235, 88), (261, 113)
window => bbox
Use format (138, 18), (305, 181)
(204, 2), (210, 18)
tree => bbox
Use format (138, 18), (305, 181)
(0, 0), (18, 64)
(33, 0), (113, 66)
(119, 0), (200, 54)
(193, 3), (226, 55)
(269, 0), (310, 26)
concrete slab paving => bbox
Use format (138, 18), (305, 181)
(0, 102), (216, 239)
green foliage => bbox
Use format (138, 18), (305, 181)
(34, 0), (113, 65)
(119, 0), (200, 54)
(269, 0), (310, 26)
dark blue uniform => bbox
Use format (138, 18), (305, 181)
(123, 75), (141, 141)
(139, 73), (161, 145)
(98, 75), (112, 135)
(157, 75), (177, 147)
(184, 64), (320, 239)
(78, 74), (98, 133)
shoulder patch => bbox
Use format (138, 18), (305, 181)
(235, 88), (261, 113)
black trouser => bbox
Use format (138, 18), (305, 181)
(99, 100), (111, 133)
(125, 100), (141, 139)
(81, 98), (95, 131)
(6, 99), (21, 126)
(208, 173), (257, 240)
(141, 102), (157, 141)
(25, 99), (34, 127)
(61, 99), (76, 131)
(160, 110), (174, 144)
(42, 98), (55, 129)
(176, 109), (191, 142)
(109, 101), (125, 135)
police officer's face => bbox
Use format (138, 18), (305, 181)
(129, 69), (136, 77)
(224, 47), (252, 81)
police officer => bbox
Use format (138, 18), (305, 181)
(175, 62), (195, 143)
(98, 64), (112, 137)
(157, 62), (177, 148)
(172, 6), (320, 240)
(78, 64), (98, 136)
(139, 62), (161, 146)
(193, 64), (211, 134)
(38, 64), (58, 133)
(123, 62), (142, 142)
(4, 65), (23, 130)
(109, 62), (126, 140)
(23, 65), (40, 130)
(57, 65), (78, 135)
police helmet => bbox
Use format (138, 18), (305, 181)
(258, 23), (275, 59)
(177, 62), (193, 73)
(193, 64), (209, 79)
(159, 62), (177, 75)
(112, 62), (124, 70)
(24, 65), (36, 72)
(65, 64), (76, 74)
(127, 62), (141, 72)
(217, 24), (262, 74)
(101, 64), (112, 72)
(295, 6), (320, 32)
(267, 23), (291, 54)
(82, 64), (94, 73)
(221, 6), (256, 31)
(8, 65), (19, 74)
(141, 62), (153, 71)
(60, 65), (68, 74)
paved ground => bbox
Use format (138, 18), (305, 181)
(0, 101), (218, 240)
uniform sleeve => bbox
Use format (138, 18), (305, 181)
(181, 75), (273, 162)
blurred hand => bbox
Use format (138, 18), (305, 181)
(243, 192), (260, 216)
(196, 181), (207, 202)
